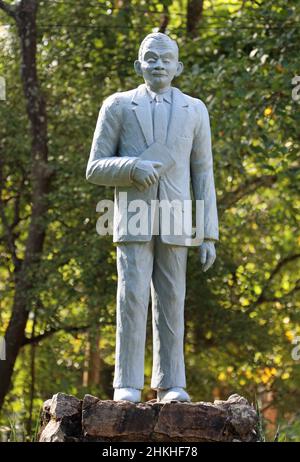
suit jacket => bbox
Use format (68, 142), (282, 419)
(86, 83), (219, 246)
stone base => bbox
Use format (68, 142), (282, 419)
(39, 393), (259, 442)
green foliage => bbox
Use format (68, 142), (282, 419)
(0, 0), (299, 441)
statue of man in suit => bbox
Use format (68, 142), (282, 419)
(86, 33), (218, 403)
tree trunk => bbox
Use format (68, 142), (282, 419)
(187, 0), (204, 37)
(82, 331), (101, 387)
(88, 331), (101, 386)
(0, 0), (52, 410)
(27, 308), (37, 436)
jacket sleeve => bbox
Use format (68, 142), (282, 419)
(86, 95), (139, 187)
(190, 100), (219, 241)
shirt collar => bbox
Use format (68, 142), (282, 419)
(145, 85), (172, 104)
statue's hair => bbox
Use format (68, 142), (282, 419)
(138, 33), (179, 60)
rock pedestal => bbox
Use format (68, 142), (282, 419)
(39, 393), (259, 442)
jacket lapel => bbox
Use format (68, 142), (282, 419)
(131, 84), (153, 147)
(166, 87), (189, 146)
(131, 84), (189, 147)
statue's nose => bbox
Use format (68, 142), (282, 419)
(154, 59), (165, 69)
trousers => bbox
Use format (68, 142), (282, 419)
(113, 236), (188, 390)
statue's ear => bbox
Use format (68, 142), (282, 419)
(175, 61), (184, 77)
(134, 60), (143, 76)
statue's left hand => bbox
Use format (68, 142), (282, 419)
(199, 241), (216, 272)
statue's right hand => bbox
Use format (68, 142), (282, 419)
(131, 160), (163, 191)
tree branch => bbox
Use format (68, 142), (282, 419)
(256, 279), (300, 306)
(21, 322), (113, 346)
(0, 0), (17, 19)
(158, 4), (169, 34)
(219, 166), (300, 211)
(219, 174), (277, 210)
(255, 255), (300, 306)
(21, 325), (91, 346)
(242, 256), (300, 316)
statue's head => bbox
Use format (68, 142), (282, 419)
(134, 33), (183, 92)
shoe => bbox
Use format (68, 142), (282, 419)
(157, 387), (191, 403)
(113, 387), (141, 403)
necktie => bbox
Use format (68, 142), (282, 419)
(153, 94), (168, 144)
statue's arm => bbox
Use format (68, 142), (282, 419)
(190, 101), (219, 242)
(86, 95), (139, 187)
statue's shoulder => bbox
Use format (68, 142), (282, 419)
(102, 88), (136, 109)
(181, 91), (208, 113)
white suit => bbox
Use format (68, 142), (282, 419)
(86, 83), (218, 389)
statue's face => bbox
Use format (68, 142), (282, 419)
(135, 39), (183, 91)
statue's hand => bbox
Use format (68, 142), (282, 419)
(131, 160), (162, 192)
(199, 241), (216, 272)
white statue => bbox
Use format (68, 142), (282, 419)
(86, 33), (218, 403)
